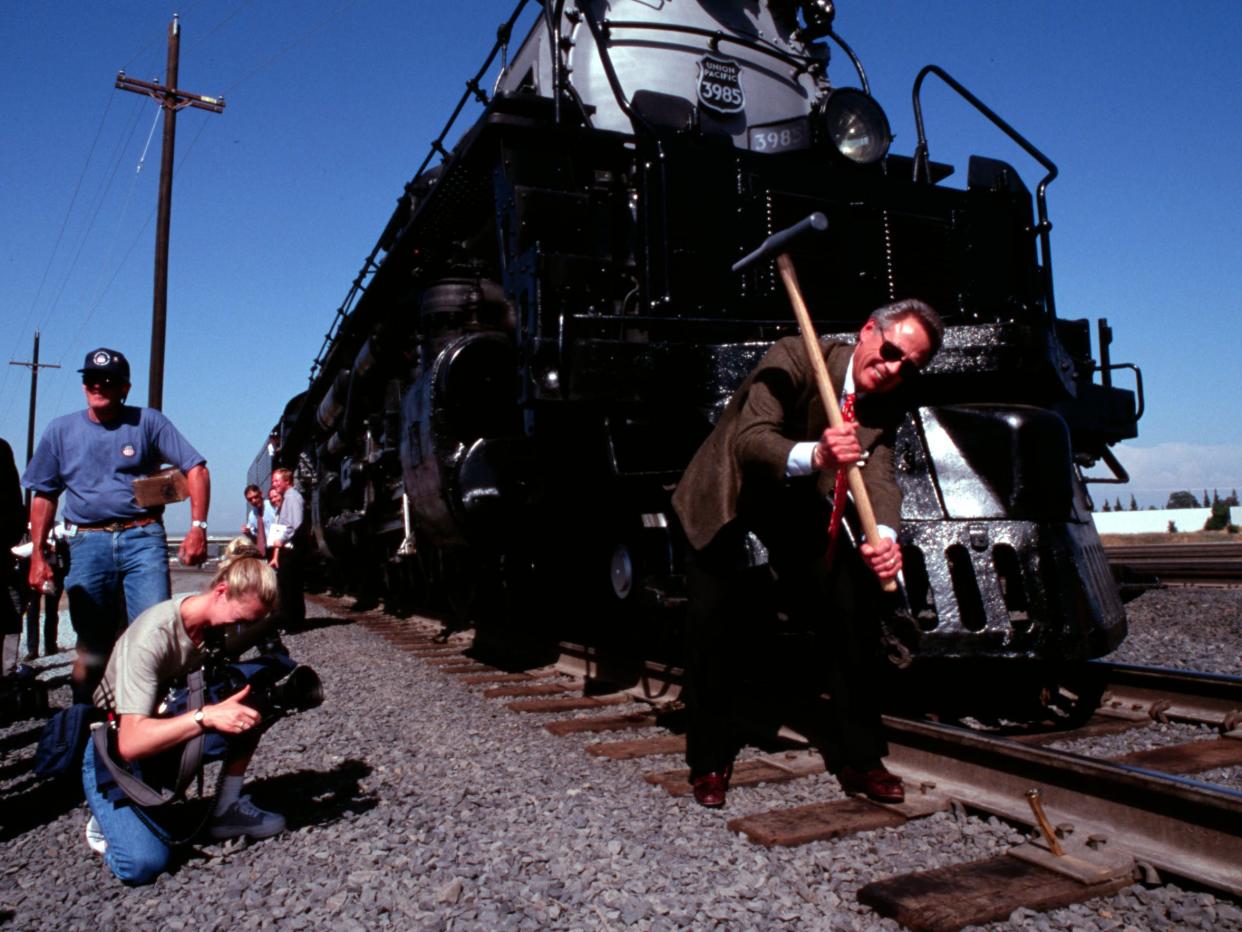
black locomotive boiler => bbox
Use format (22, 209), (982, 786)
(251, 0), (1142, 708)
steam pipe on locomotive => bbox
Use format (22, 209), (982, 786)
(251, 1), (1144, 716)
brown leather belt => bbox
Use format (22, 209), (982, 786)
(73, 516), (161, 533)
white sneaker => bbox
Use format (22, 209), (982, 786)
(85, 815), (107, 855)
(209, 795), (286, 840)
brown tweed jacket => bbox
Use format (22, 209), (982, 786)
(672, 337), (901, 553)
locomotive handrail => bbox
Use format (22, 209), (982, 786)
(1099, 361), (1146, 423)
(600, 19), (814, 73)
(545, 0), (567, 124)
(824, 28), (870, 95)
(910, 64), (1059, 322)
(308, 0), (534, 385)
(578, 3), (670, 308)
(1084, 445), (1132, 486)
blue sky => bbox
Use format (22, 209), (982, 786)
(3, 0), (1240, 533)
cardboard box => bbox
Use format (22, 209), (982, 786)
(132, 468), (190, 507)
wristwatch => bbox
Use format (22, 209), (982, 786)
(193, 709), (206, 730)
(191, 520), (208, 531)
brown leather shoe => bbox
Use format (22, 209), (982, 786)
(690, 766), (731, 808)
(838, 765), (905, 803)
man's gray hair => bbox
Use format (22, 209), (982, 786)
(868, 299), (944, 358)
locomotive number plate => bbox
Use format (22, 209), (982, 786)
(697, 56), (745, 114)
(747, 117), (811, 154)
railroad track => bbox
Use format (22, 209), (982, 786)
(1105, 541), (1242, 587)
(341, 596), (1242, 928)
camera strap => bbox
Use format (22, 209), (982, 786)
(91, 669), (207, 808)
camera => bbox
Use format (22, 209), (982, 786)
(167, 640), (324, 725)
(210, 653), (324, 721)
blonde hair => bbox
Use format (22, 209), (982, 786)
(210, 539), (279, 609)
(272, 468), (294, 484)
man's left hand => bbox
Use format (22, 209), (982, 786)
(860, 537), (902, 582)
(179, 526), (207, 566)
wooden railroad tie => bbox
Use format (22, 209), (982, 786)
(857, 852), (1133, 932)
(1108, 736), (1242, 774)
(484, 682), (579, 699)
(459, 673), (535, 686)
(544, 710), (660, 736)
(506, 694), (634, 713)
(587, 734), (686, 760)
(728, 790), (947, 847)
(645, 753), (825, 797)
(441, 663), (497, 675)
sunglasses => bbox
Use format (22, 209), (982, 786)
(877, 330), (923, 380)
(83, 376), (122, 389)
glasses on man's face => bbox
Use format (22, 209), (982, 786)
(84, 377), (120, 390)
(877, 330), (922, 380)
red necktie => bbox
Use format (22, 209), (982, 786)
(826, 393), (856, 566)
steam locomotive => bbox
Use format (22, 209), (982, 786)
(251, 0), (1142, 702)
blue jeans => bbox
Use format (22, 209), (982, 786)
(64, 522), (170, 668)
(82, 738), (173, 884)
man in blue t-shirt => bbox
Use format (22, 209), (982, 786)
(22, 348), (212, 701)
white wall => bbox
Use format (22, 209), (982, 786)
(1091, 507), (1227, 534)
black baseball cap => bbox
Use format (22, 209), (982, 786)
(79, 347), (131, 382)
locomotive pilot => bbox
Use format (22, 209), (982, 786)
(672, 298), (943, 808)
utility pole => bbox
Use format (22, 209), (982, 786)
(9, 331), (61, 509)
(115, 13), (224, 410)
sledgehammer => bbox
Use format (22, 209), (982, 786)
(733, 213), (899, 594)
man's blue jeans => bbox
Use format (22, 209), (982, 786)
(82, 737), (173, 884)
(64, 523), (170, 686)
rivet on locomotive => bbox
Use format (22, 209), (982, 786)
(251, 0), (1143, 718)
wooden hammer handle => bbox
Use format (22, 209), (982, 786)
(776, 253), (898, 593)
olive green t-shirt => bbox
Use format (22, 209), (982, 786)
(94, 594), (202, 715)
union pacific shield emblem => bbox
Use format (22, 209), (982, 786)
(697, 56), (744, 115)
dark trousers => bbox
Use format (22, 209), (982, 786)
(683, 527), (888, 777)
(275, 547), (306, 632)
(25, 590), (60, 657)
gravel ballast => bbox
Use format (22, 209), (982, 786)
(2, 582), (1241, 930)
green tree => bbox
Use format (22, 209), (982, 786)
(1168, 520), (1179, 533)
(1228, 489), (1240, 506)
(1166, 490), (1199, 509)
(1203, 490), (1211, 507)
(1205, 501), (1232, 531)
(1129, 494), (1138, 511)
(1102, 499), (1111, 512)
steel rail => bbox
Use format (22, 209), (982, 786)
(557, 642), (1242, 892)
(882, 715), (1242, 896)
(1091, 661), (1242, 729)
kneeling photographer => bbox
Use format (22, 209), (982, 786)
(83, 542), (321, 884)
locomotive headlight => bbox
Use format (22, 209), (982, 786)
(820, 88), (891, 164)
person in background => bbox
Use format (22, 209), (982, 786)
(1, 438), (24, 677)
(268, 468), (305, 632)
(21, 347), (211, 702)
(23, 523), (66, 659)
(240, 484), (272, 556)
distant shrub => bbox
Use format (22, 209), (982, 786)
(1204, 502), (1232, 532)
(1167, 520), (1178, 533)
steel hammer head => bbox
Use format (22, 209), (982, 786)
(731, 212), (828, 274)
